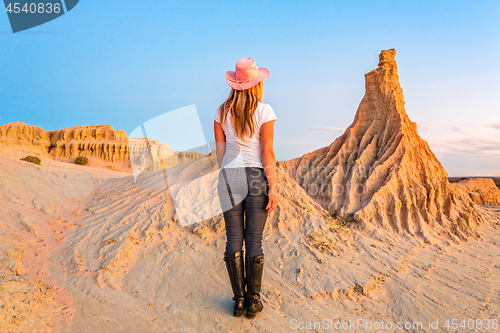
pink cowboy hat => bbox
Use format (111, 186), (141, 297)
(226, 58), (270, 90)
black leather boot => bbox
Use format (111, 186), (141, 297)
(223, 252), (246, 317)
(245, 255), (264, 319)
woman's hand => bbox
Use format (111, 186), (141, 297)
(266, 184), (279, 213)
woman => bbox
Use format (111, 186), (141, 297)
(214, 57), (279, 319)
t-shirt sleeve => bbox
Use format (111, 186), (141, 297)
(261, 104), (277, 125)
(214, 107), (221, 123)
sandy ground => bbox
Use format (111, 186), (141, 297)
(1, 146), (500, 333)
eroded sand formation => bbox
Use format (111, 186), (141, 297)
(175, 151), (205, 164)
(0, 123), (129, 161)
(0, 123), (201, 172)
(454, 178), (500, 205)
(279, 49), (486, 242)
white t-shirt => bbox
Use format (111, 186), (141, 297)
(215, 102), (277, 169)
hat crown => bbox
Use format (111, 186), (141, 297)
(234, 58), (260, 81)
(226, 57), (269, 90)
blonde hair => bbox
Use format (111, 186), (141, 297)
(218, 81), (264, 142)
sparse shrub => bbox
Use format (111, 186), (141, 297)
(75, 156), (89, 166)
(20, 156), (41, 165)
(105, 165), (119, 171)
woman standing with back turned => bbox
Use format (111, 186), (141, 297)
(214, 58), (279, 319)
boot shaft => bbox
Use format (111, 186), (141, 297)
(224, 252), (245, 297)
(245, 255), (264, 297)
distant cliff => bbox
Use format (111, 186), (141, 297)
(175, 151), (205, 164)
(0, 122), (201, 171)
(454, 178), (500, 205)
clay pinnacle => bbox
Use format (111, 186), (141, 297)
(377, 48), (397, 68)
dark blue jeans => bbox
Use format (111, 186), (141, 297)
(217, 167), (269, 259)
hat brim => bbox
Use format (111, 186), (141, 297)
(226, 68), (270, 90)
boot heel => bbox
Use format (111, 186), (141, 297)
(234, 308), (245, 317)
(233, 295), (245, 317)
(246, 296), (263, 318)
(246, 311), (257, 319)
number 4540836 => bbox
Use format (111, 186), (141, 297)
(5, 2), (61, 14)
(444, 318), (498, 330)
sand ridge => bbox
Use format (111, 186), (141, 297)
(0, 146), (127, 332)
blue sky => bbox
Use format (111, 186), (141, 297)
(1, 0), (499, 176)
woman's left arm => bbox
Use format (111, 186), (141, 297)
(214, 120), (226, 168)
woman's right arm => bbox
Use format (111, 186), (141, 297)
(214, 120), (226, 168)
(261, 120), (279, 213)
